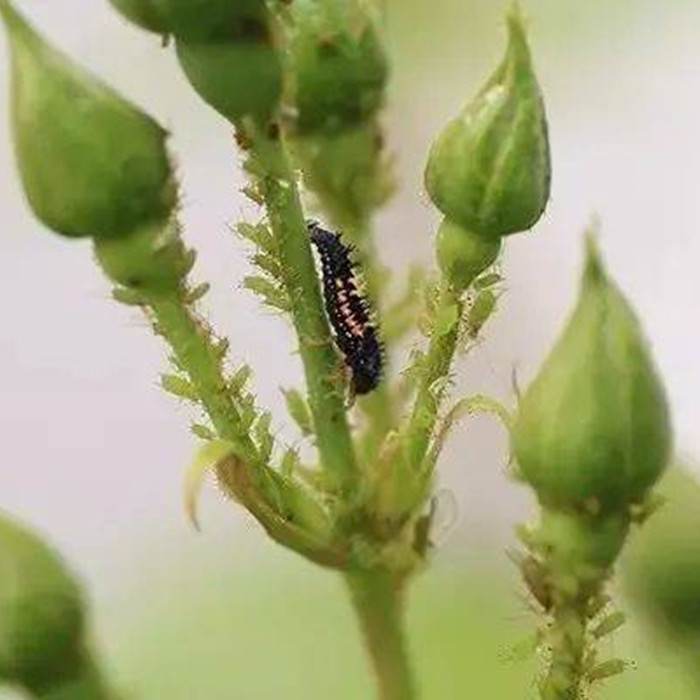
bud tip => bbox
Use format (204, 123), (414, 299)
(583, 227), (606, 286)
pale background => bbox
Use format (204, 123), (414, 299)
(0, 1), (699, 697)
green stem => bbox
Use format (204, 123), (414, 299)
(540, 605), (588, 700)
(346, 570), (417, 700)
(403, 285), (463, 470)
(32, 649), (114, 700)
(145, 293), (260, 460)
(529, 509), (631, 699)
(246, 125), (358, 495)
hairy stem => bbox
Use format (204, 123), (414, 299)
(145, 292), (260, 460)
(525, 509), (631, 700)
(403, 285), (463, 470)
(347, 570), (417, 700)
(245, 125), (358, 495)
(540, 604), (588, 700)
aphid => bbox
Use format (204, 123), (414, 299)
(308, 221), (383, 397)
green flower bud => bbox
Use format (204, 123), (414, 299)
(436, 218), (501, 292)
(94, 218), (189, 292)
(176, 39), (282, 124)
(512, 237), (671, 510)
(108, 0), (169, 34)
(424, 5), (550, 239)
(294, 123), (394, 226)
(289, 0), (388, 134)
(160, 0), (268, 42)
(0, 1), (176, 240)
(0, 512), (85, 691)
(625, 468), (700, 639)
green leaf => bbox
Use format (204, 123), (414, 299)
(243, 275), (291, 312)
(183, 439), (241, 530)
(237, 222), (276, 255)
(229, 365), (253, 395)
(252, 252), (283, 279)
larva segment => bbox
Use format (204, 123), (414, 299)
(308, 221), (383, 396)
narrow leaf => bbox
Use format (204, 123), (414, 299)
(184, 439), (240, 530)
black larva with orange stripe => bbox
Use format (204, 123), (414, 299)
(308, 221), (383, 396)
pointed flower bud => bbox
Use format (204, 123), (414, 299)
(0, 1), (176, 240)
(94, 218), (189, 292)
(108, 0), (169, 34)
(425, 5), (550, 239)
(512, 237), (671, 511)
(436, 218), (501, 292)
(0, 512), (85, 691)
(288, 0), (388, 134)
(176, 39), (282, 124)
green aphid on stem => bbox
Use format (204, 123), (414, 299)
(466, 289), (499, 338)
(161, 373), (199, 402)
(284, 388), (315, 437)
(587, 659), (628, 682)
(591, 611), (626, 639)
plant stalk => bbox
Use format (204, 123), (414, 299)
(145, 293), (261, 460)
(403, 285), (463, 470)
(347, 570), (417, 700)
(245, 125), (358, 495)
(540, 604), (588, 700)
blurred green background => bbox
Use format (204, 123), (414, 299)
(1, 0), (699, 697)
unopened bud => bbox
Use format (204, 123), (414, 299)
(288, 0), (388, 134)
(0, 512), (85, 691)
(176, 39), (282, 124)
(1, 0), (176, 240)
(425, 5), (550, 239)
(512, 236), (671, 510)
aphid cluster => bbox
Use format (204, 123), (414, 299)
(308, 221), (383, 396)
